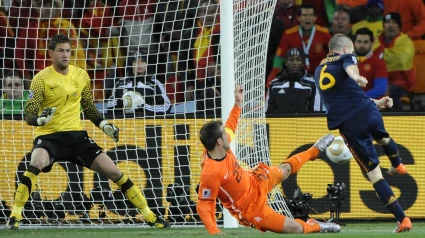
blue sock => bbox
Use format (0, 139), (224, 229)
(373, 179), (406, 222)
(382, 138), (401, 167)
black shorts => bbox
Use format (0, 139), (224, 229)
(32, 131), (103, 173)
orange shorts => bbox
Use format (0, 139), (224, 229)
(239, 163), (287, 232)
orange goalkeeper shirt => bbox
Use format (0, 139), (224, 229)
(197, 105), (255, 234)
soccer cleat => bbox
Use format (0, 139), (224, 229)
(146, 216), (171, 229)
(313, 134), (335, 152)
(139, 208), (170, 228)
(387, 163), (407, 175)
(393, 217), (412, 233)
(5, 216), (20, 230)
(307, 219), (341, 233)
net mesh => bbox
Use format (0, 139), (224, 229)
(232, 0), (292, 218)
(0, 0), (287, 227)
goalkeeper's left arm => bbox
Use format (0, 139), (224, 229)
(81, 73), (119, 142)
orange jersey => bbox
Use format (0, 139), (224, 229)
(196, 105), (282, 234)
(197, 105), (253, 234)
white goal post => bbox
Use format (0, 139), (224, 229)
(0, 0), (291, 228)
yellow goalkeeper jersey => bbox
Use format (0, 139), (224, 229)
(25, 65), (104, 137)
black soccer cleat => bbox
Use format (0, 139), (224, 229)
(5, 217), (20, 230)
(147, 216), (171, 228)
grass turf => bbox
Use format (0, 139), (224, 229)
(0, 222), (423, 238)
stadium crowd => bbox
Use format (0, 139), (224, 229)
(0, 0), (424, 115)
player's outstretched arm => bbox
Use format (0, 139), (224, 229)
(197, 174), (222, 235)
(373, 96), (393, 110)
(345, 65), (367, 87)
(80, 73), (119, 142)
(224, 85), (243, 138)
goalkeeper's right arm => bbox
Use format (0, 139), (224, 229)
(24, 76), (46, 126)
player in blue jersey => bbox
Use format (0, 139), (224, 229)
(314, 33), (411, 233)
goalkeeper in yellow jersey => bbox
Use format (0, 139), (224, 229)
(5, 33), (170, 230)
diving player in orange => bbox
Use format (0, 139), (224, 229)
(196, 85), (340, 235)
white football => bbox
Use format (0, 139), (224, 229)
(325, 136), (353, 164)
(123, 91), (145, 109)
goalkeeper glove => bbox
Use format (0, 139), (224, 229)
(99, 120), (119, 142)
(37, 107), (56, 126)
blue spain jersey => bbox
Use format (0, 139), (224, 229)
(314, 53), (374, 130)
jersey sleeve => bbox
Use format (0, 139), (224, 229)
(80, 72), (105, 126)
(197, 172), (221, 234)
(342, 54), (358, 70)
(224, 105), (242, 143)
(24, 75), (45, 126)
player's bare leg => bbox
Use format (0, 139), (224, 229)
(6, 148), (50, 230)
(90, 153), (170, 228)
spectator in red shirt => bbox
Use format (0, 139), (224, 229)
(267, 3), (331, 87)
(354, 27), (388, 99)
(117, 0), (159, 56)
(7, 0), (38, 36)
(15, 0), (86, 79)
(274, 0), (299, 30)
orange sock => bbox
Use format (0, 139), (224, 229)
(295, 219), (320, 234)
(282, 147), (319, 174)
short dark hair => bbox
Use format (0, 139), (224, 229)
(199, 120), (223, 151)
(47, 33), (72, 51)
(298, 3), (316, 16)
(4, 70), (22, 79)
(333, 8), (350, 20)
(354, 27), (374, 42)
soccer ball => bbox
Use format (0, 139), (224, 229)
(123, 91), (145, 109)
(325, 136), (353, 164)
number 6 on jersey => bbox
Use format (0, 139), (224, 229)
(319, 65), (336, 90)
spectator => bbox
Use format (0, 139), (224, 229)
(117, 0), (159, 56)
(106, 52), (171, 115)
(331, 8), (353, 39)
(383, 0), (425, 40)
(15, 0), (86, 79)
(156, 0), (199, 102)
(302, 0), (330, 27)
(266, 48), (321, 113)
(80, 0), (124, 100)
(0, 7), (14, 71)
(352, 0), (384, 38)
(274, 0), (299, 30)
(267, 3), (331, 87)
(354, 28), (387, 99)
(374, 13), (415, 110)
(7, 0), (38, 36)
(0, 70), (28, 115)
(179, 0), (221, 113)
(336, 0), (368, 24)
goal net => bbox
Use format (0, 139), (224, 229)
(0, 0), (287, 227)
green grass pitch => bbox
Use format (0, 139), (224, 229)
(1, 222), (424, 238)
